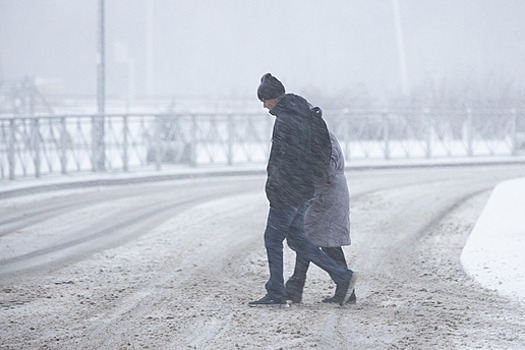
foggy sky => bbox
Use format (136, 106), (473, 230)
(1, 0), (525, 102)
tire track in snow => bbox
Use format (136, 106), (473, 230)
(0, 181), (259, 280)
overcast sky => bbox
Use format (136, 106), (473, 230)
(1, 0), (525, 102)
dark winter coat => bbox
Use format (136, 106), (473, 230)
(265, 94), (317, 208)
(304, 132), (351, 247)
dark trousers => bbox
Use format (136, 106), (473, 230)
(263, 202), (349, 300)
(286, 247), (347, 298)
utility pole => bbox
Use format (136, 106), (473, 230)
(392, 0), (410, 97)
(94, 0), (106, 171)
(146, 0), (154, 98)
(0, 26), (4, 81)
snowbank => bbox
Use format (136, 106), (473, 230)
(461, 177), (525, 303)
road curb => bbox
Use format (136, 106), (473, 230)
(1, 157), (525, 199)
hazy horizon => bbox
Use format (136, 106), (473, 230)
(1, 0), (525, 105)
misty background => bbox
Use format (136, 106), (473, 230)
(1, 0), (525, 108)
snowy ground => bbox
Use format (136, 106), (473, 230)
(460, 177), (525, 303)
(1, 163), (525, 349)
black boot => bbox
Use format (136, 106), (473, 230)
(284, 277), (304, 303)
(322, 289), (356, 304)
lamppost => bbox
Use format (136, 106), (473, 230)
(146, 0), (154, 98)
(392, 0), (409, 97)
(94, 0), (106, 171)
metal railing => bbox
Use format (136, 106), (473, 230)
(1, 108), (524, 180)
(327, 108), (524, 160)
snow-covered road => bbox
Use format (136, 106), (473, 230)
(1, 165), (525, 349)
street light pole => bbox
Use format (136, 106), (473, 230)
(146, 0), (154, 98)
(97, 0), (105, 116)
(94, 0), (106, 171)
(392, 0), (410, 97)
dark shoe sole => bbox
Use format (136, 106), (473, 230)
(322, 291), (356, 304)
(248, 302), (290, 308)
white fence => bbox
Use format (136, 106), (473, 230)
(1, 108), (524, 180)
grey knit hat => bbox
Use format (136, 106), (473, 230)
(257, 73), (285, 101)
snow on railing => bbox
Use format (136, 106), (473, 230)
(0, 108), (524, 180)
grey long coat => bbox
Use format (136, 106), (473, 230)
(304, 132), (351, 247)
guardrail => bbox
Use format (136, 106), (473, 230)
(1, 108), (524, 180)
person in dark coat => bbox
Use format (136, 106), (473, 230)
(285, 130), (357, 304)
(248, 73), (358, 307)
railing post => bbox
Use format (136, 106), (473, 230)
(91, 116), (96, 172)
(8, 118), (15, 180)
(383, 110), (390, 160)
(154, 115), (162, 171)
(227, 113), (234, 166)
(466, 108), (473, 157)
(425, 108), (432, 158)
(511, 108), (518, 156)
(60, 116), (68, 174)
(190, 114), (197, 167)
(91, 115), (106, 172)
(122, 115), (129, 171)
(32, 118), (41, 178)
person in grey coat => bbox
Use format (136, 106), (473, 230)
(285, 130), (356, 304)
